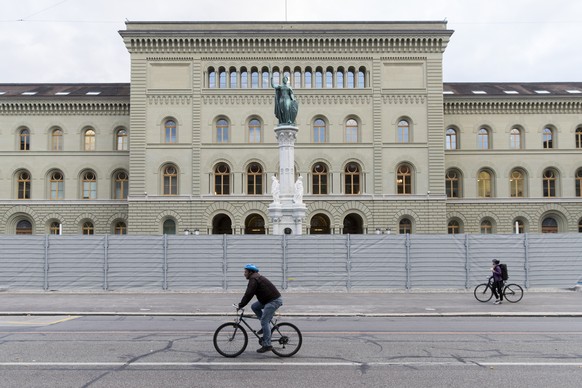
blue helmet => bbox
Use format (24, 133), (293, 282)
(244, 263), (259, 272)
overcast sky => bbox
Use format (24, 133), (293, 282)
(1, 0), (581, 84)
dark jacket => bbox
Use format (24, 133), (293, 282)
(239, 272), (281, 308)
(492, 264), (503, 282)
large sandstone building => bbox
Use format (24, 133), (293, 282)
(1, 21), (581, 235)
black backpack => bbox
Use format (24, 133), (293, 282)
(499, 263), (509, 281)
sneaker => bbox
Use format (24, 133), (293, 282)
(256, 346), (273, 353)
(257, 329), (263, 335)
(494, 300), (502, 305)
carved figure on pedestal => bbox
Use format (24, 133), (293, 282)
(293, 176), (304, 204)
(271, 73), (298, 125)
(271, 176), (280, 204)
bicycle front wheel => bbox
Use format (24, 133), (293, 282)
(270, 322), (302, 357)
(503, 284), (524, 303)
(474, 283), (493, 302)
(213, 323), (248, 358)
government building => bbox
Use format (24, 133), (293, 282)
(1, 21), (581, 235)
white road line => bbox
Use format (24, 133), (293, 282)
(0, 361), (580, 367)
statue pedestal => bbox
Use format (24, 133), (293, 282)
(269, 124), (305, 235)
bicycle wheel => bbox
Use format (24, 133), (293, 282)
(270, 322), (302, 357)
(474, 283), (493, 302)
(503, 283), (524, 303)
(213, 323), (248, 358)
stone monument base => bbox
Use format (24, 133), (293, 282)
(269, 200), (306, 235)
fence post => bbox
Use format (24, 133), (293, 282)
(223, 234), (228, 290)
(405, 234), (411, 290)
(103, 234), (109, 291)
(282, 234), (288, 290)
(162, 234), (168, 290)
(465, 234), (470, 289)
(346, 234), (352, 291)
(44, 235), (49, 291)
(524, 233), (529, 289)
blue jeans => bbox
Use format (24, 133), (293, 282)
(251, 297), (283, 347)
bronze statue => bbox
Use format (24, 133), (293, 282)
(271, 73), (298, 125)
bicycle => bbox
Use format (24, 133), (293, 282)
(474, 276), (524, 303)
(213, 304), (302, 358)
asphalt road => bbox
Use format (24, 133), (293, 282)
(0, 315), (581, 387)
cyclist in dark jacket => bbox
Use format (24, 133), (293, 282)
(238, 264), (283, 353)
(491, 259), (504, 304)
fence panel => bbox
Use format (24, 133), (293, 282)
(467, 234), (526, 287)
(106, 236), (164, 290)
(349, 235), (407, 289)
(528, 233), (582, 288)
(166, 235), (225, 290)
(47, 236), (105, 290)
(286, 235), (348, 290)
(409, 235), (467, 288)
(0, 236), (45, 290)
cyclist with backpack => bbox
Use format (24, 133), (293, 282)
(491, 259), (504, 304)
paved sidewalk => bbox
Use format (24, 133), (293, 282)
(0, 290), (580, 317)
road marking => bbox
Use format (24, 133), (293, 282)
(0, 316), (79, 326)
(0, 361), (580, 367)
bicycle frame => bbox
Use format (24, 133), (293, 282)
(233, 307), (277, 339)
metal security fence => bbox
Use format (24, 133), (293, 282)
(0, 234), (581, 291)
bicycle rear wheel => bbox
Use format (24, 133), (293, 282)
(503, 284), (524, 303)
(474, 283), (493, 302)
(213, 322), (248, 358)
(270, 322), (302, 357)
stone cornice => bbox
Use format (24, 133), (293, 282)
(201, 94), (372, 105)
(147, 95), (192, 105)
(0, 100), (130, 116)
(383, 95), (426, 104)
(444, 99), (582, 115)
(123, 36), (450, 55)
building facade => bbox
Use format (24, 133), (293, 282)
(1, 21), (581, 235)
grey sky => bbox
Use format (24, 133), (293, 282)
(1, 0), (581, 84)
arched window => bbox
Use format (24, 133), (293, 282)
(245, 214), (265, 234)
(163, 219), (176, 235)
(208, 68), (216, 88)
(336, 70), (344, 89)
(114, 221), (127, 235)
(397, 120), (410, 143)
(344, 162), (361, 195)
(446, 128), (458, 150)
(116, 128), (128, 151)
(325, 70), (333, 88)
(81, 170), (97, 199)
(543, 127), (554, 149)
(345, 118), (358, 143)
(510, 128), (522, 149)
(82, 221), (94, 235)
(49, 221), (61, 235)
(240, 69), (248, 88)
(49, 170), (64, 200)
(396, 164), (412, 194)
(51, 128), (63, 151)
(212, 214), (232, 234)
(513, 219), (525, 234)
(447, 220), (461, 235)
(313, 119), (326, 143)
(262, 69), (269, 89)
(315, 70), (323, 88)
(541, 217), (558, 233)
(477, 128), (490, 150)
(216, 119), (229, 143)
(542, 168), (558, 197)
(292, 70), (300, 88)
(229, 69), (237, 88)
(219, 69), (227, 88)
(446, 169), (461, 198)
(310, 214), (331, 234)
(357, 69), (365, 88)
(214, 163), (230, 195)
(579, 219), (582, 233)
(248, 119), (261, 143)
(477, 170), (493, 198)
(113, 170), (128, 199)
(16, 219), (33, 235)
(312, 163), (328, 195)
(162, 165), (178, 196)
(246, 163), (263, 195)
(399, 218), (412, 234)
(510, 169), (525, 197)
(343, 214), (363, 234)
(480, 219), (493, 234)
(19, 128), (30, 151)
(17, 170), (31, 199)
(576, 168), (582, 197)
(347, 70), (355, 88)
(576, 127), (582, 148)
(304, 69), (312, 88)
(84, 129), (95, 151)
(164, 120), (176, 143)
(251, 70), (259, 88)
